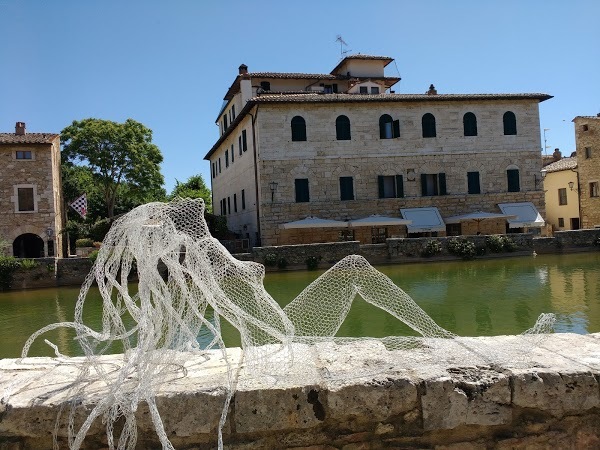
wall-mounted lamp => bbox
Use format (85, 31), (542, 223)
(269, 181), (278, 201)
(568, 181), (578, 192)
(46, 227), (54, 238)
(534, 171), (546, 189)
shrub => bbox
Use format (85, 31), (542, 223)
(76, 238), (94, 248)
(305, 255), (321, 270)
(421, 240), (442, 257)
(475, 245), (487, 256)
(19, 259), (38, 270)
(93, 241), (102, 249)
(447, 238), (476, 260)
(502, 236), (518, 252)
(0, 256), (20, 290)
(486, 235), (505, 253)
(263, 253), (277, 267)
(277, 257), (288, 269)
(595, 237), (600, 247)
(89, 250), (99, 262)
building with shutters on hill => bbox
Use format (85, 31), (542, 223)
(205, 55), (551, 247)
(0, 122), (66, 257)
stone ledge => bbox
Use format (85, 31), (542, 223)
(0, 333), (598, 449)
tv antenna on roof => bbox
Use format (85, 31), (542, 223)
(335, 35), (351, 58)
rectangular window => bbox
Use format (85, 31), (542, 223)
(218, 158), (221, 173)
(371, 227), (387, 243)
(223, 114), (228, 130)
(241, 189), (246, 209)
(231, 104), (236, 120)
(421, 173), (447, 196)
(260, 81), (270, 91)
(371, 86), (380, 94)
(585, 147), (592, 159)
(231, 144), (234, 163)
(227, 197), (231, 214)
(234, 193), (238, 212)
(558, 218), (565, 227)
(16, 150), (32, 160)
(507, 169), (520, 192)
(467, 171), (481, 194)
(590, 182), (599, 198)
(17, 187), (34, 211)
(558, 188), (567, 205)
(47, 240), (54, 257)
(295, 178), (310, 203)
(239, 136), (242, 155)
(242, 130), (248, 152)
(225, 150), (229, 168)
(338, 230), (355, 241)
(323, 84), (333, 94)
(340, 176), (354, 201)
(212, 163), (215, 179)
(378, 175), (404, 198)
(359, 86), (368, 94)
(332, 84), (338, 93)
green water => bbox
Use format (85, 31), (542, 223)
(1, 252), (599, 358)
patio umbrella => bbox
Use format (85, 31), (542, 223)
(348, 214), (411, 227)
(444, 211), (517, 233)
(279, 216), (349, 229)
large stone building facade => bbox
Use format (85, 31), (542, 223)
(0, 122), (65, 257)
(205, 56), (551, 246)
(573, 115), (600, 228)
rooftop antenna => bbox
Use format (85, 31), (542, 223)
(335, 35), (351, 58)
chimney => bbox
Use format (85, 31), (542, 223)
(15, 122), (26, 135)
(426, 84), (437, 95)
(552, 148), (562, 161)
(238, 64), (248, 75)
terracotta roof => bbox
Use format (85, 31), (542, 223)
(247, 72), (341, 80)
(572, 115), (600, 121)
(0, 133), (59, 144)
(204, 91), (552, 160)
(542, 157), (577, 173)
(330, 54), (394, 75)
(250, 93), (553, 103)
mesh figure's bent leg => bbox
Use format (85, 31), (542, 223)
(283, 255), (454, 339)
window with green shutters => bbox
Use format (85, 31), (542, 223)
(339, 176), (354, 201)
(379, 114), (400, 139)
(378, 175), (404, 198)
(467, 171), (480, 194)
(295, 179), (310, 202)
(507, 169), (520, 192)
(421, 173), (447, 196)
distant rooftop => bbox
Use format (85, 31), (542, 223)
(0, 133), (59, 145)
(542, 157), (577, 173)
(330, 54), (394, 75)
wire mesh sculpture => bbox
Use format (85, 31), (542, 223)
(17, 198), (555, 449)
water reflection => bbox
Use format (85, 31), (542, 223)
(0, 252), (598, 358)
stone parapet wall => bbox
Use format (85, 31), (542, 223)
(253, 241), (361, 269)
(0, 333), (598, 449)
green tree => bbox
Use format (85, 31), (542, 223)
(168, 174), (212, 212)
(61, 118), (165, 218)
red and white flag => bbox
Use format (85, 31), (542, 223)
(69, 194), (87, 219)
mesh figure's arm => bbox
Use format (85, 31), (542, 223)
(283, 255), (454, 339)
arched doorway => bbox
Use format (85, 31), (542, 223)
(13, 233), (44, 258)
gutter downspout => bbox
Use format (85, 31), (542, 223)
(248, 106), (261, 246)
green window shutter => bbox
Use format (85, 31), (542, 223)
(507, 169), (520, 192)
(396, 175), (404, 198)
(378, 176), (385, 198)
(421, 174), (428, 196)
(242, 129), (248, 151)
(439, 173), (447, 195)
(467, 171), (480, 194)
(393, 120), (400, 138)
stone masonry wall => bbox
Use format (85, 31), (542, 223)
(0, 333), (598, 449)
(574, 116), (600, 228)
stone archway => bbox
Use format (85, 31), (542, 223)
(13, 233), (44, 258)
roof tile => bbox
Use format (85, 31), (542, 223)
(0, 133), (59, 144)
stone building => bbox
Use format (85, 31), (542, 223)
(0, 122), (65, 257)
(541, 151), (580, 231)
(205, 55), (551, 246)
(573, 115), (600, 228)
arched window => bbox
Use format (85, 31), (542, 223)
(506, 167), (520, 192)
(379, 114), (393, 139)
(422, 113), (436, 138)
(463, 112), (478, 136)
(291, 116), (306, 141)
(336, 115), (351, 140)
(503, 111), (517, 135)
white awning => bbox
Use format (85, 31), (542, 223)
(498, 202), (545, 228)
(348, 215), (411, 227)
(279, 216), (348, 229)
(444, 210), (517, 224)
(400, 207), (446, 233)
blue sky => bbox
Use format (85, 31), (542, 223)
(1, 0), (598, 194)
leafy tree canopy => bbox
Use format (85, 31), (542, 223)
(61, 118), (165, 218)
(168, 174), (212, 212)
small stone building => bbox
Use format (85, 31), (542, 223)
(206, 55), (551, 246)
(541, 151), (580, 231)
(0, 122), (65, 257)
(573, 115), (600, 228)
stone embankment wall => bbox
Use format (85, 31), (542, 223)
(0, 333), (598, 449)
(9, 257), (92, 290)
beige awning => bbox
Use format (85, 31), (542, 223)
(279, 216), (348, 229)
(348, 215), (411, 227)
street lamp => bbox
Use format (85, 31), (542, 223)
(269, 181), (278, 201)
